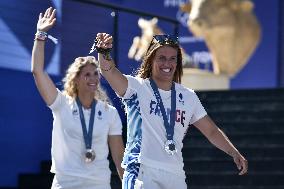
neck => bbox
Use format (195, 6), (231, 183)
(151, 77), (172, 91)
(77, 92), (95, 109)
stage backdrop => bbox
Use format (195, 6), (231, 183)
(0, 0), (282, 187)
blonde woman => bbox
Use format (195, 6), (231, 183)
(31, 7), (124, 189)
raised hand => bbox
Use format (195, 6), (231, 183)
(37, 7), (56, 32)
(95, 32), (128, 97)
(96, 33), (113, 49)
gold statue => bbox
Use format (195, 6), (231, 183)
(181, 0), (261, 76)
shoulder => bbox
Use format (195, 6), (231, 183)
(97, 100), (118, 114)
(175, 83), (196, 96)
(122, 75), (149, 99)
(175, 83), (202, 102)
(49, 89), (74, 110)
(125, 74), (147, 85)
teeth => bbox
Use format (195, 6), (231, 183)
(162, 68), (171, 73)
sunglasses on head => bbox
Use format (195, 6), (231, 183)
(153, 34), (179, 45)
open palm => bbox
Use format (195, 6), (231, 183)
(37, 7), (56, 32)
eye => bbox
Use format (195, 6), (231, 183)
(170, 57), (177, 63)
(158, 56), (167, 62)
(85, 72), (91, 77)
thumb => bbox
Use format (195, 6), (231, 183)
(234, 156), (241, 170)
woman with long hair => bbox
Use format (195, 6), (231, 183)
(31, 8), (124, 189)
(94, 32), (248, 189)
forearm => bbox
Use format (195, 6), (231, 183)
(114, 160), (124, 180)
(31, 40), (45, 75)
(31, 39), (57, 105)
(31, 7), (58, 105)
(98, 54), (128, 96)
(108, 135), (125, 180)
(111, 146), (124, 179)
(194, 116), (247, 174)
(208, 128), (239, 157)
(194, 116), (240, 158)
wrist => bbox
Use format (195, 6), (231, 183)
(103, 52), (112, 61)
(34, 31), (48, 41)
(34, 31), (58, 44)
(229, 150), (240, 158)
(100, 60), (115, 72)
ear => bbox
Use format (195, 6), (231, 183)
(180, 2), (192, 13)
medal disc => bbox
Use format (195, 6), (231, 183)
(164, 140), (177, 155)
(85, 149), (95, 163)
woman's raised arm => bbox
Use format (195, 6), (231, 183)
(96, 33), (128, 97)
(31, 7), (57, 106)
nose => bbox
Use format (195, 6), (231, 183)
(164, 58), (176, 65)
(85, 74), (99, 81)
(165, 59), (173, 65)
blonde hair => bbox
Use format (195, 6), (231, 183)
(136, 39), (183, 83)
(62, 56), (110, 103)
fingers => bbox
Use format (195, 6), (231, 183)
(238, 159), (248, 175)
(50, 9), (56, 20)
(235, 157), (242, 170)
(105, 36), (113, 43)
(47, 7), (52, 17)
(50, 18), (56, 26)
(39, 12), (43, 20)
(97, 41), (112, 49)
(96, 33), (113, 49)
(43, 7), (50, 18)
(43, 7), (55, 19)
(234, 155), (248, 175)
(96, 33), (112, 41)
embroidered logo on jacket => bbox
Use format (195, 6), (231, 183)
(178, 93), (184, 105)
(97, 110), (102, 120)
(72, 109), (79, 116)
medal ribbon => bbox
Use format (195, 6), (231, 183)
(149, 78), (176, 140)
(76, 97), (96, 150)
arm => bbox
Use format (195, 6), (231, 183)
(108, 135), (125, 180)
(193, 115), (248, 175)
(31, 7), (57, 106)
(96, 33), (128, 97)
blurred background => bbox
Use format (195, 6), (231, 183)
(0, 0), (283, 188)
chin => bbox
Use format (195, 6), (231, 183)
(162, 74), (174, 80)
(86, 89), (96, 94)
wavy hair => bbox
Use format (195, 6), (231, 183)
(62, 56), (109, 103)
(136, 37), (183, 83)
